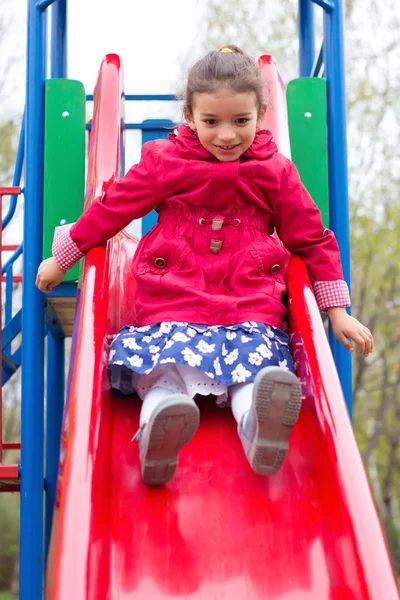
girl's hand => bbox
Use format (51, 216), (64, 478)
(36, 257), (66, 293)
(327, 307), (374, 356)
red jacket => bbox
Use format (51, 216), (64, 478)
(54, 125), (350, 328)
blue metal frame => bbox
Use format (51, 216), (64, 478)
(20, 0), (47, 595)
(322, 0), (352, 417)
(45, 332), (65, 559)
(1, 244), (23, 278)
(1, 311), (22, 351)
(311, 43), (324, 77)
(51, 0), (67, 78)
(86, 119), (178, 132)
(44, 0), (68, 565)
(86, 93), (177, 102)
(299, 0), (315, 76)
(1, 150), (24, 380)
(36, 0), (57, 10)
(312, 0), (334, 11)
(300, 0), (352, 416)
(1, 186), (23, 384)
(2, 310), (23, 384)
(46, 281), (77, 298)
(20, 0), (67, 596)
(1, 243), (23, 360)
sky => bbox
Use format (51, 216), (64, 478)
(6, 0), (204, 114)
(68, 0), (203, 95)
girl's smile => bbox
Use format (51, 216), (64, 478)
(215, 143), (242, 155)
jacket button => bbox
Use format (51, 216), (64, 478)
(322, 228), (329, 237)
(270, 264), (280, 273)
(155, 257), (166, 268)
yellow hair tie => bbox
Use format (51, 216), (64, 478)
(220, 47), (233, 53)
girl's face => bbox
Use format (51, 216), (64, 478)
(184, 88), (266, 162)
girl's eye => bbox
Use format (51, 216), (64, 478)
(204, 119), (217, 125)
(236, 118), (250, 125)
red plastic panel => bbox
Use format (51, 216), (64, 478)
(46, 54), (399, 599)
(258, 54), (291, 158)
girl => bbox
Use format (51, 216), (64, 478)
(36, 45), (373, 486)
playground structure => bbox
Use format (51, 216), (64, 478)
(1, 0), (399, 598)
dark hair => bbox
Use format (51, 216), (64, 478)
(184, 45), (264, 114)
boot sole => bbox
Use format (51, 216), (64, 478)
(141, 396), (200, 485)
(248, 368), (302, 475)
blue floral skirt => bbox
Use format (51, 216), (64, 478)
(108, 321), (295, 399)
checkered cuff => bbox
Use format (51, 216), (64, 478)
(313, 280), (351, 311)
(52, 224), (84, 271)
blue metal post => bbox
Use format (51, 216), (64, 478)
(44, 0), (67, 562)
(323, 0), (353, 417)
(311, 0), (334, 11)
(36, 0), (57, 10)
(45, 332), (65, 558)
(5, 268), (13, 325)
(20, 0), (47, 597)
(299, 0), (315, 76)
(51, 0), (67, 78)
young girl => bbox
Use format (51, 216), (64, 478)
(36, 45), (373, 486)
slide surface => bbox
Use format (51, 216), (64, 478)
(46, 54), (399, 599)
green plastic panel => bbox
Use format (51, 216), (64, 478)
(287, 78), (329, 227)
(43, 79), (85, 281)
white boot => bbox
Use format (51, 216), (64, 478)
(132, 394), (200, 485)
(238, 367), (302, 475)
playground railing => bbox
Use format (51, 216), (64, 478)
(1, 111), (25, 491)
(0, 186), (23, 492)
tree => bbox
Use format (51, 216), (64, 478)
(0, 494), (19, 592)
(0, 122), (18, 186)
(181, 0), (298, 81)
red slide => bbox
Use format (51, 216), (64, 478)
(45, 54), (399, 599)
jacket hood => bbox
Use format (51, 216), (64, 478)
(168, 124), (278, 160)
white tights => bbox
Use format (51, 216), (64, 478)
(139, 382), (253, 427)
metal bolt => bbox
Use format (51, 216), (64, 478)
(304, 112), (312, 119)
(60, 219), (67, 225)
(62, 111), (70, 118)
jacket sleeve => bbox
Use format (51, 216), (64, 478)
(52, 141), (163, 270)
(267, 157), (350, 310)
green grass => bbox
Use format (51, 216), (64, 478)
(0, 592), (17, 600)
